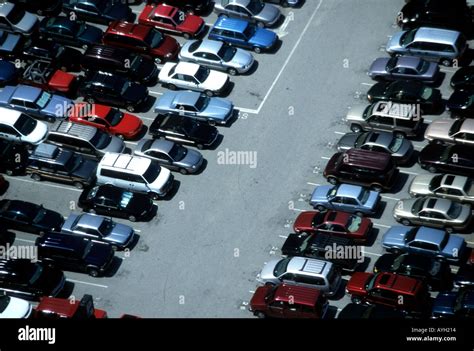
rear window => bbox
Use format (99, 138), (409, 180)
(455, 35), (467, 52)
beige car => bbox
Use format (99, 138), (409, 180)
(409, 174), (474, 205)
(425, 118), (474, 146)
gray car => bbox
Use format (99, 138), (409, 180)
(179, 39), (255, 75)
(214, 0), (281, 28)
(154, 91), (234, 126)
(0, 3), (38, 35)
(409, 174), (474, 205)
(337, 131), (414, 164)
(368, 56), (439, 83)
(0, 85), (73, 121)
(382, 225), (467, 263)
(134, 139), (203, 175)
(60, 213), (134, 250)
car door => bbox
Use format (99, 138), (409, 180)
(0, 124), (19, 142)
(407, 240), (437, 257)
(224, 4), (244, 19)
(175, 103), (198, 117)
(9, 98), (27, 113)
(146, 150), (175, 169)
(453, 132), (474, 146)
(194, 52), (221, 69)
(154, 16), (174, 32)
(267, 300), (286, 318)
(367, 115), (394, 132)
(369, 288), (399, 308)
(342, 197), (360, 213)
(184, 74), (200, 90)
(12, 212), (33, 233)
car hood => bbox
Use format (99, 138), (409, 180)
(258, 259), (279, 283)
(49, 70), (76, 90)
(0, 61), (17, 81)
(310, 185), (331, 203)
(346, 104), (368, 122)
(178, 148), (203, 168)
(346, 272), (372, 294)
(118, 113), (143, 135)
(154, 35), (179, 58)
(127, 195), (153, 215)
(149, 166), (171, 190)
(23, 120), (48, 144)
(419, 143), (443, 163)
(442, 234), (466, 258)
(249, 286), (271, 310)
(0, 33), (20, 52)
(293, 211), (317, 232)
(451, 67), (474, 88)
(386, 30), (405, 52)
(79, 25), (103, 45)
(72, 158), (98, 179)
(255, 3), (280, 23)
(100, 135), (125, 154)
(447, 90), (471, 110)
(373, 254), (396, 273)
(409, 174), (434, 196)
(367, 82), (388, 99)
(181, 15), (204, 33)
(105, 3), (131, 20)
(424, 119), (455, 141)
(231, 49), (254, 68)
(250, 28), (277, 47)
(393, 198), (417, 218)
(368, 58), (390, 76)
(123, 83), (148, 103)
(432, 292), (457, 315)
(106, 223), (134, 245)
(202, 97), (233, 120)
(44, 95), (74, 118)
(382, 225), (411, 248)
(0, 297), (31, 318)
(201, 70), (228, 90)
(15, 12), (38, 33)
(337, 133), (359, 150)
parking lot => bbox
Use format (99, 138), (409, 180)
(2, 0), (474, 317)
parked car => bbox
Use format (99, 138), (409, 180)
(62, 0), (132, 24)
(292, 209), (372, 243)
(323, 148), (399, 192)
(432, 289), (474, 318)
(26, 143), (98, 189)
(367, 80), (442, 112)
(257, 257), (342, 296)
(0, 295), (32, 319)
(337, 131), (414, 164)
(149, 113), (219, 149)
(0, 2), (38, 35)
(310, 184), (381, 216)
(409, 174), (474, 204)
(214, 0), (281, 28)
(154, 91), (234, 126)
(0, 139), (29, 175)
(386, 27), (468, 66)
(0, 107), (48, 145)
(0, 60), (18, 86)
(208, 16), (278, 53)
(96, 153), (174, 200)
(78, 71), (149, 113)
(0, 85), (74, 121)
(102, 21), (180, 63)
(425, 118), (474, 146)
(446, 90), (474, 117)
(59, 213), (134, 250)
(345, 101), (423, 138)
(454, 250), (474, 288)
(8, 0), (62, 16)
(68, 103), (143, 140)
(145, 0), (212, 14)
(368, 56), (439, 83)
(450, 66), (474, 90)
(419, 143), (474, 176)
(0, 199), (64, 235)
(338, 303), (405, 319)
(38, 16), (103, 50)
(135, 139), (203, 175)
(0, 259), (65, 301)
(179, 39), (254, 75)
(373, 253), (452, 291)
(249, 284), (329, 319)
(138, 3), (205, 39)
(0, 30), (22, 60)
(81, 45), (158, 85)
(346, 272), (430, 315)
(35, 294), (107, 319)
(263, 0), (300, 7)
(78, 184), (155, 222)
(36, 233), (114, 277)
(381, 225), (467, 263)
(159, 61), (230, 97)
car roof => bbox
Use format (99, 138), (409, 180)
(85, 44), (129, 61)
(0, 3), (14, 17)
(395, 56), (422, 69)
(374, 272), (420, 293)
(100, 152), (151, 173)
(441, 174), (468, 189)
(372, 101), (416, 120)
(11, 85), (41, 102)
(107, 21), (151, 39)
(0, 107), (21, 124)
(155, 3), (177, 17)
(195, 39), (224, 54)
(414, 27), (461, 45)
(458, 119), (474, 133)
(273, 284), (322, 306)
(74, 213), (104, 230)
(422, 197), (452, 213)
(36, 297), (79, 317)
(287, 257), (331, 276)
(339, 148), (392, 171)
(214, 16), (249, 33)
(414, 225), (445, 245)
(32, 143), (61, 159)
(174, 62), (200, 76)
(50, 120), (98, 141)
(148, 138), (175, 154)
(335, 184), (363, 198)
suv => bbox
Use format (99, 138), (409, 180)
(102, 21), (180, 63)
(35, 294), (108, 319)
(257, 257), (342, 296)
(323, 148), (399, 192)
(0, 139), (29, 175)
(46, 120), (126, 159)
(36, 233), (114, 277)
(346, 272), (430, 315)
(386, 27), (468, 66)
(249, 284), (329, 319)
(346, 101), (423, 138)
(81, 45), (158, 85)
(96, 153), (174, 200)
(26, 143), (98, 189)
(146, 0), (211, 14)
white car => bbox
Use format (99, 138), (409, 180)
(0, 295), (32, 319)
(0, 107), (48, 145)
(159, 61), (230, 97)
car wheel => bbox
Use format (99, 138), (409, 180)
(355, 211), (364, 217)
(37, 9), (44, 16)
(111, 245), (118, 251)
(327, 176), (338, 185)
(401, 218), (411, 226)
(350, 124), (362, 133)
(204, 90), (214, 97)
(394, 131), (405, 139)
(256, 21), (265, 28)
(316, 205), (326, 212)
(254, 311), (266, 319)
(282, 0), (289, 6)
(167, 84), (177, 90)
(446, 227), (453, 234)
(128, 215), (137, 222)
(126, 105), (135, 113)
(88, 268), (99, 277)
(196, 143), (204, 150)
(47, 116), (55, 123)
(5, 169), (13, 176)
(82, 44), (89, 50)
(89, 208), (97, 215)
(86, 97), (95, 104)
(441, 58), (452, 67)
(390, 248), (400, 255)
(183, 32), (191, 40)
(427, 166), (437, 173)
(253, 46), (262, 54)
(208, 119), (216, 126)
(351, 296), (362, 304)
(39, 231), (45, 237)
(31, 173), (41, 181)
(371, 183), (382, 192)
(73, 182), (84, 190)
(149, 192), (160, 201)
(227, 67), (238, 76)
(179, 168), (188, 175)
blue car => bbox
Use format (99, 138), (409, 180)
(310, 184), (380, 216)
(0, 60), (18, 86)
(208, 16), (278, 54)
(432, 289), (474, 319)
(0, 30), (22, 59)
(381, 226), (467, 263)
(0, 85), (74, 121)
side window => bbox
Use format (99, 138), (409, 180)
(0, 125), (17, 135)
(408, 241), (438, 251)
(440, 44), (455, 53)
(100, 169), (122, 179)
(396, 118), (417, 128)
(446, 188), (463, 196)
(344, 197), (358, 206)
(369, 115), (393, 126)
(10, 99), (25, 107)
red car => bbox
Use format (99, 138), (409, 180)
(19, 61), (78, 96)
(293, 210), (372, 243)
(138, 4), (205, 39)
(103, 21), (180, 63)
(68, 103), (143, 139)
(34, 295), (108, 319)
(346, 272), (430, 315)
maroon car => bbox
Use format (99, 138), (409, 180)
(293, 210), (372, 243)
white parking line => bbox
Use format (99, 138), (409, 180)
(139, 116), (156, 121)
(125, 141), (138, 146)
(467, 241), (474, 245)
(134, 229), (142, 233)
(6, 177), (82, 192)
(381, 195), (400, 201)
(131, 10), (141, 14)
(14, 238), (35, 244)
(440, 68), (457, 73)
(321, 156), (331, 160)
(67, 279), (108, 289)
(279, 235), (288, 239)
(292, 208), (306, 212)
(334, 131), (345, 135)
(400, 170), (419, 176)
(363, 251), (382, 257)
(149, 91), (163, 96)
(307, 182), (320, 186)
(424, 119), (432, 123)
(360, 82), (374, 86)
(373, 223), (390, 228)
(249, 290), (255, 294)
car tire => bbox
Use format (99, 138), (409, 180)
(282, 0), (289, 7)
(126, 105), (135, 113)
(253, 47), (262, 54)
(31, 173), (41, 181)
(86, 97), (95, 104)
(394, 131), (406, 139)
(128, 215), (137, 222)
(5, 170), (13, 176)
(427, 166), (437, 173)
(73, 182), (84, 189)
(208, 119), (216, 126)
(316, 205), (326, 212)
(350, 124), (362, 133)
(390, 248), (401, 255)
(327, 176), (338, 185)
(256, 21), (265, 28)
(371, 183), (383, 192)
(204, 90), (214, 97)
(88, 268), (99, 277)
(167, 84), (177, 90)
(351, 296), (362, 304)
(89, 208), (97, 215)
(183, 32), (191, 40)
(179, 168), (188, 175)
(401, 218), (411, 226)
(196, 143), (204, 150)
(441, 58), (452, 67)
(82, 44), (89, 50)
(149, 192), (160, 201)
(227, 67), (238, 76)
(446, 227), (453, 234)
(254, 311), (266, 319)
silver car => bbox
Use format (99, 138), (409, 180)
(134, 139), (204, 174)
(0, 3), (38, 35)
(214, 0), (281, 28)
(424, 118), (474, 147)
(179, 39), (254, 75)
(368, 56), (439, 83)
(409, 173), (474, 205)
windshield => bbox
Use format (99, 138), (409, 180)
(354, 132), (370, 148)
(273, 258), (290, 277)
(346, 215), (362, 233)
(104, 109), (123, 127)
(194, 95), (209, 111)
(365, 275), (376, 290)
(28, 265), (43, 285)
(429, 175), (442, 191)
(98, 218), (113, 236)
(440, 145), (454, 162)
(168, 143), (187, 161)
(32, 208), (46, 224)
(447, 202), (462, 219)
(449, 119), (463, 136)
(392, 255), (404, 271)
(120, 191), (133, 209)
(243, 24), (255, 39)
(217, 45), (237, 62)
(36, 91), (52, 109)
(144, 29), (163, 48)
(130, 55), (144, 71)
(247, 0), (264, 14)
(90, 131), (112, 150)
(64, 154), (82, 172)
(401, 29), (417, 46)
(388, 136), (404, 152)
(411, 198), (424, 214)
(120, 81), (131, 96)
(13, 114), (37, 135)
(87, 186), (99, 200)
(81, 241), (93, 259)
(195, 66), (210, 83)
(417, 60), (429, 74)
(358, 189), (370, 204)
(142, 161), (161, 183)
(6, 6), (26, 25)
(0, 295), (10, 313)
(386, 57), (397, 71)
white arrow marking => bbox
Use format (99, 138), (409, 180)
(275, 11), (294, 38)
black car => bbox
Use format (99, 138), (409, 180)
(367, 80), (442, 112)
(8, 0), (63, 16)
(78, 71), (149, 112)
(81, 45), (158, 85)
(146, 0), (211, 14)
(446, 90), (474, 117)
(373, 253), (452, 291)
(78, 184), (155, 222)
(418, 143), (474, 176)
(0, 199), (64, 235)
(36, 233), (115, 277)
(455, 251), (474, 288)
(281, 232), (361, 272)
(450, 67), (474, 91)
(0, 259), (65, 301)
(22, 38), (82, 72)
(338, 303), (405, 319)
(62, 0), (133, 24)
(0, 139), (29, 175)
(38, 16), (103, 50)
(26, 143), (98, 189)
(149, 114), (219, 149)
